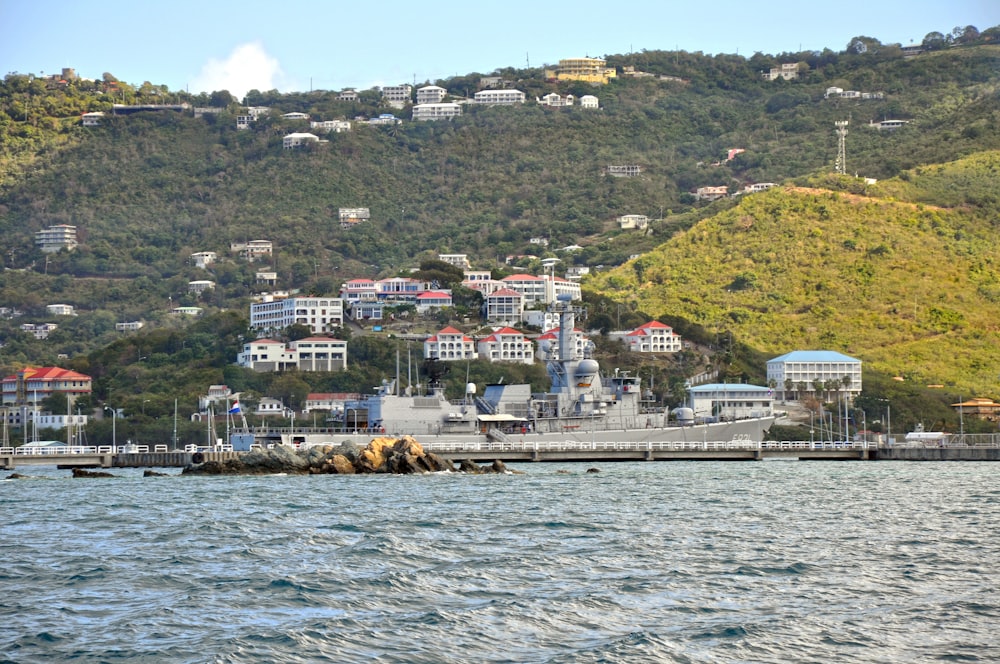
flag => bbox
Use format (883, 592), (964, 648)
(229, 400), (241, 414)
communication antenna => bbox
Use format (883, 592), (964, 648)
(834, 120), (849, 174)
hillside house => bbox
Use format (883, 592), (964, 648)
(2, 366), (93, 406)
(46, 304), (76, 316)
(539, 93), (575, 107)
(617, 214), (649, 230)
(282, 112), (310, 120)
(484, 288), (524, 324)
(544, 58), (616, 85)
(619, 321), (682, 353)
(416, 86), (447, 104)
(762, 63), (802, 81)
(579, 95), (599, 109)
(695, 186), (729, 201)
(283, 132), (321, 149)
(478, 327), (534, 365)
(115, 321), (144, 332)
(20, 323), (58, 339)
(35, 225), (78, 253)
(304, 392), (361, 413)
(381, 85), (412, 108)
(438, 254), (471, 269)
(249, 296), (344, 335)
(339, 207), (370, 229)
(412, 103), (462, 121)
(474, 90), (526, 105)
(415, 291), (453, 313)
(231, 240), (272, 262)
(81, 111), (104, 126)
(424, 326), (476, 361)
(237, 337), (348, 372)
(255, 270), (277, 285)
(191, 251), (217, 269)
(607, 165), (641, 177)
(188, 280), (215, 294)
(310, 120), (351, 133)
(338, 89), (358, 101)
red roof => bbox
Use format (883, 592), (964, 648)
(3, 366), (92, 383)
(417, 291), (452, 300)
(488, 288), (522, 298)
(502, 274), (542, 281)
(636, 320), (672, 331)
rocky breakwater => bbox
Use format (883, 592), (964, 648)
(183, 436), (513, 476)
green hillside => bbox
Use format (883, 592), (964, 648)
(587, 151), (1000, 395)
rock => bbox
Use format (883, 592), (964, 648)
(143, 470), (170, 477)
(356, 437), (394, 472)
(328, 454), (356, 474)
(586, 467), (601, 473)
(458, 459), (481, 474)
(72, 468), (116, 478)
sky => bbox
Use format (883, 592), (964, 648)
(2, 0), (997, 100)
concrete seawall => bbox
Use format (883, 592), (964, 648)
(875, 447), (1000, 461)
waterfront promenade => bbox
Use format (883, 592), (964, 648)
(4, 435), (1000, 469)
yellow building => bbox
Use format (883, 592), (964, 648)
(545, 58), (617, 85)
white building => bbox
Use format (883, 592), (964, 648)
(416, 86), (447, 104)
(415, 291), (453, 313)
(438, 254), (471, 269)
(695, 186), (729, 201)
(484, 288), (524, 324)
(767, 350), (863, 401)
(368, 114), (402, 125)
(191, 251), (217, 269)
(617, 214), (649, 230)
(231, 240), (272, 262)
(282, 112), (310, 120)
(339, 207), (370, 229)
(477, 327), (534, 365)
(31, 412), (89, 431)
(310, 120), (351, 133)
(538, 93), (574, 107)
(237, 337), (348, 372)
(474, 89), (526, 105)
(249, 297), (345, 335)
(688, 384), (774, 420)
(763, 63), (801, 81)
(424, 326), (476, 361)
(188, 280), (216, 293)
(412, 103), (462, 121)
(46, 304), (76, 316)
(283, 132), (321, 149)
(500, 274), (581, 305)
(116, 321), (144, 332)
(579, 95), (599, 109)
(338, 89), (358, 101)
(381, 85), (412, 108)
(20, 323), (58, 340)
(35, 225), (78, 253)
(618, 321), (682, 353)
(81, 111), (104, 126)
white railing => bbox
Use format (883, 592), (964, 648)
(1, 444), (221, 456)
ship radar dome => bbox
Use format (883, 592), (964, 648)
(466, 382), (477, 395)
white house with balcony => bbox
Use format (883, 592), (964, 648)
(81, 111), (104, 126)
(579, 95), (599, 109)
(538, 93), (574, 107)
(484, 288), (524, 324)
(46, 304), (76, 316)
(474, 89), (526, 105)
(339, 279), (379, 303)
(310, 120), (351, 133)
(283, 132), (321, 149)
(237, 337), (348, 372)
(381, 84), (412, 108)
(618, 321), (682, 353)
(767, 350), (862, 401)
(478, 327), (534, 365)
(415, 291), (453, 313)
(412, 103), (462, 121)
(191, 251), (217, 269)
(416, 86), (447, 104)
(249, 297), (344, 335)
(35, 225), (78, 253)
(231, 240), (272, 262)
(438, 254), (471, 269)
(617, 214), (649, 230)
(424, 326), (476, 361)
(188, 280), (215, 294)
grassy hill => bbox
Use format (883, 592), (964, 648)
(586, 151), (1000, 395)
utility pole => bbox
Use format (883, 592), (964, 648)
(834, 121), (849, 174)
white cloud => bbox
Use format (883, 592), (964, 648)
(191, 42), (283, 100)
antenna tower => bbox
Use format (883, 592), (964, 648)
(834, 120), (849, 174)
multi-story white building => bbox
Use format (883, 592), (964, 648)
(188, 280), (215, 293)
(477, 327), (534, 365)
(35, 225), (78, 253)
(310, 120), (351, 133)
(81, 111), (104, 126)
(249, 297), (344, 335)
(412, 103), (462, 121)
(767, 350), (863, 401)
(438, 254), (471, 269)
(416, 291), (453, 313)
(255, 270), (277, 285)
(620, 321), (682, 353)
(20, 323), (58, 339)
(191, 251), (217, 269)
(231, 240), (272, 262)
(339, 279), (379, 303)
(474, 89), (526, 105)
(381, 85), (412, 108)
(424, 326), (476, 362)
(368, 114), (401, 125)
(237, 337), (348, 372)
(500, 274), (582, 305)
(688, 384), (773, 420)
(416, 86), (447, 104)
(763, 63), (802, 81)
(579, 95), (599, 109)
(338, 89), (358, 101)
(695, 186), (729, 201)
(2, 366), (92, 406)
(46, 304), (76, 316)
(544, 58), (616, 85)
(484, 288), (524, 324)
(538, 93), (575, 107)
(116, 321), (144, 332)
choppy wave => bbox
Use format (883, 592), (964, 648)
(2, 462), (999, 662)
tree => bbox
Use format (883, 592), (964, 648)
(922, 32), (948, 51)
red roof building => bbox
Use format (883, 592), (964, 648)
(2, 367), (93, 406)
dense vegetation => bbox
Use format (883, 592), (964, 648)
(1, 26), (999, 442)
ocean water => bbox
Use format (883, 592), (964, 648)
(2, 461), (998, 663)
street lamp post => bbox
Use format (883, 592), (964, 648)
(105, 406), (117, 451)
